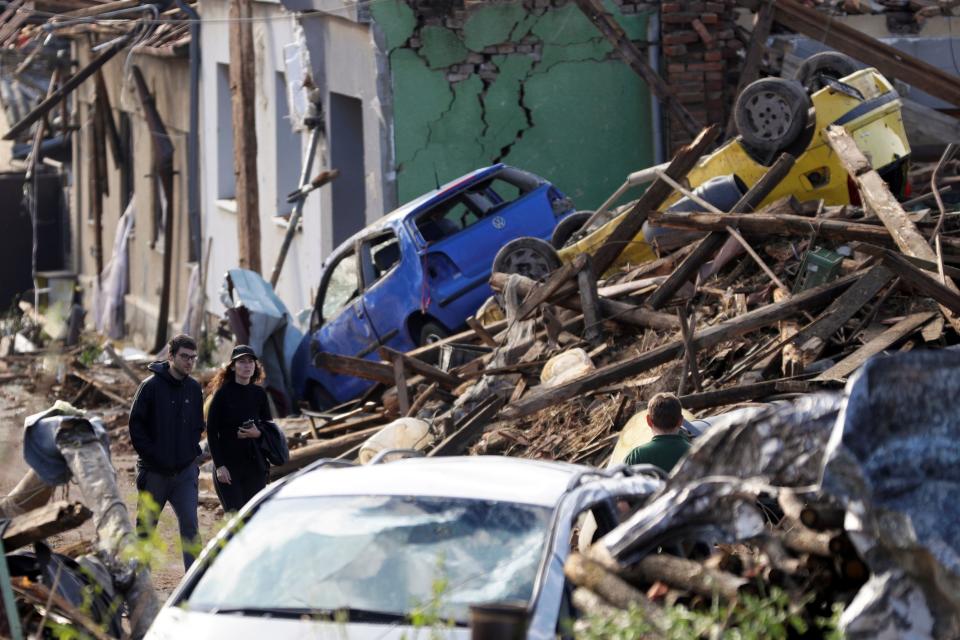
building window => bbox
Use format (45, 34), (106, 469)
(217, 63), (235, 200)
(275, 72), (302, 219)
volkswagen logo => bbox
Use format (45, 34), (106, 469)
(492, 216), (506, 229)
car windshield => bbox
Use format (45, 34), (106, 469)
(184, 495), (552, 624)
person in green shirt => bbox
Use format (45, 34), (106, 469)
(624, 392), (690, 474)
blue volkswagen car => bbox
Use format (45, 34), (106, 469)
(291, 164), (574, 409)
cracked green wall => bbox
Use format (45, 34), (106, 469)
(373, 1), (654, 209)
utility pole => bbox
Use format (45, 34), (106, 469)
(229, 0), (261, 273)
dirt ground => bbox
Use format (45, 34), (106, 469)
(0, 372), (224, 601)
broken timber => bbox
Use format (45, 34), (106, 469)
(647, 152), (796, 309)
(591, 126), (720, 276)
(500, 270), (864, 420)
(2, 501), (92, 551)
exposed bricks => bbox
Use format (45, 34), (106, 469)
(660, 0), (739, 152)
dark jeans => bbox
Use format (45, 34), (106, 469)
(135, 463), (200, 571)
(213, 471), (267, 513)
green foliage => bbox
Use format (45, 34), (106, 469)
(77, 341), (103, 368)
(404, 555), (456, 640)
(575, 588), (843, 640)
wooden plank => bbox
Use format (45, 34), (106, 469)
(230, 0), (261, 272)
(677, 307), (701, 393)
(315, 352), (395, 385)
(406, 382), (438, 417)
(647, 152), (796, 309)
(853, 243), (960, 280)
(578, 256), (604, 345)
(591, 126), (719, 276)
(95, 70), (124, 169)
(573, 0), (702, 138)
(405, 320), (507, 360)
(679, 378), (833, 411)
(379, 345), (462, 390)
(391, 354), (409, 415)
(500, 270), (863, 420)
(816, 312), (937, 381)
(737, 0), (960, 109)
(465, 317), (498, 348)
(69, 370), (130, 406)
(825, 124), (960, 333)
(513, 254), (585, 322)
(4, 37), (128, 141)
(3, 501), (92, 551)
(881, 250), (960, 315)
(102, 342), (143, 385)
(428, 396), (504, 457)
(791, 265), (893, 366)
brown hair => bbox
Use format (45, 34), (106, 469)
(168, 334), (197, 356)
(647, 392), (682, 431)
(206, 356), (266, 396)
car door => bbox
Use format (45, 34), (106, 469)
(357, 229), (420, 352)
(310, 246), (381, 403)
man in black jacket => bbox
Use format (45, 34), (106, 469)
(129, 334), (204, 570)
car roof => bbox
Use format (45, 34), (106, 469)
(328, 164), (507, 252)
(272, 455), (590, 507)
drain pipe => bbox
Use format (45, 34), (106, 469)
(176, 0), (202, 268)
(647, 9), (665, 164)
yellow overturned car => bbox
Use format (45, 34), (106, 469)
(493, 52), (912, 278)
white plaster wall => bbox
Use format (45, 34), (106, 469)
(200, 0), (324, 320)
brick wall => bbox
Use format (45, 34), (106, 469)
(660, 0), (742, 152)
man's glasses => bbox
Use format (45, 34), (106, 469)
(176, 353), (198, 362)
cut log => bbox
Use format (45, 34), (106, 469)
(501, 271), (862, 420)
(564, 553), (667, 630)
(2, 501), (91, 550)
(628, 553), (753, 602)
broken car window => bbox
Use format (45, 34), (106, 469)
(184, 495), (551, 624)
(361, 232), (401, 289)
(320, 251), (359, 321)
(413, 175), (534, 244)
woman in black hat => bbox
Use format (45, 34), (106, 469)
(205, 345), (272, 512)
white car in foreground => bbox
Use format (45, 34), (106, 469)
(145, 454), (661, 639)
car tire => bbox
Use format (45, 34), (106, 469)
(794, 52), (859, 92)
(734, 78), (812, 154)
(551, 211), (593, 249)
(492, 237), (562, 281)
(419, 321), (449, 347)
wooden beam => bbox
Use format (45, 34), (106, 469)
(465, 317), (497, 348)
(405, 320), (507, 360)
(573, 0), (702, 138)
(679, 378), (833, 411)
(881, 251), (960, 315)
(578, 256), (604, 345)
(229, 0), (261, 273)
(826, 125), (960, 330)
(591, 126), (720, 276)
(853, 243), (960, 280)
(314, 352), (395, 385)
(647, 210), (960, 252)
(816, 312), (937, 381)
(500, 270), (862, 420)
(737, 0), (960, 108)
(378, 345), (462, 390)
(428, 396), (504, 457)
(3, 501), (92, 551)
(4, 37), (128, 141)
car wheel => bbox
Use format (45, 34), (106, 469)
(419, 321), (449, 347)
(551, 211), (594, 249)
(794, 52), (859, 92)
(734, 78), (811, 154)
(492, 237), (562, 281)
